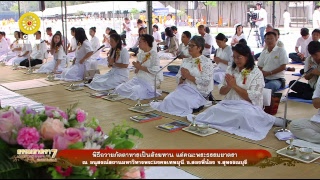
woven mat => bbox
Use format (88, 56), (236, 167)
(0, 78), (64, 91)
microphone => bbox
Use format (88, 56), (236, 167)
(95, 45), (106, 53)
(276, 64), (317, 133)
(152, 52), (183, 102)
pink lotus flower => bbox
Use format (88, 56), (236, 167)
(55, 166), (73, 177)
(76, 109), (86, 123)
(53, 128), (83, 150)
(17, 127), (41, 148)
(45, 105), (68, 120)
(0, 109), (23, 144)
(40, 118), (66, 140)
(96, 126), (102, 132)
(27, 143), (45, 149)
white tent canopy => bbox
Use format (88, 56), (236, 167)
(166, 5), (181, 13)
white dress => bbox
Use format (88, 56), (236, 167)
(189, 66), (276, 141)
(57, 40), (93, 81)
(86, 36), (101, 70)
(114, 49), (163, 100)
(150, 55), (214, 117)
(36, 46), (67, 74)
(213, 45), (233, 84)
(0, 38), (10, 56)
(86, 48), (130, 91)
(0, 40), (21, 62)
(6, 41), (32, 66)
(67, 36), (77, 60)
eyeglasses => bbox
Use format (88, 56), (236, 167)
(188, 44), (197, 48)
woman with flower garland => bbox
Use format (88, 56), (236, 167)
(150, 35), (213, 116)
(57, 27), (93, 81)
(188, 44), (277, 141)
(86, 33), (130, 91)
(35, 33), (67, 74)
(114, 34), (163, 100)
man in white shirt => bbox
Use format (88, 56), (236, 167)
(288, 28), (312, 63)
(197, 25), (213, 58)
(313, 5), (320, 29)
(258, 32), (289, 93)
(164, 14), (174, 28)
(289, 42), (320, 143)
(19, 31), (47, 67)
(44, 27), (53, 46)
(0, 32), (9, 56)
(171, 26), (180, 44)
(283, 9), (291, 34)
(252, 2), (268, 46)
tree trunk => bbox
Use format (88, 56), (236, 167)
(303, 1), (305, 27)
(229, 2), (233, 27)
(279, 2), (281, 28)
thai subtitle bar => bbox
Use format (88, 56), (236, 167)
(56, 149), (271, 166)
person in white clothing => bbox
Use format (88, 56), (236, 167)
(252, 2), (268, 46)
(56, 27), (93, 81)
(198, 25), (213, 58)
(35, 33), (67, 74)
(258, 32), (289, 93)
(283, 9), (291, 34)
(150, 36), (214, 117)
(1, 32), (11, 47)
(114, 34), (162, 100)
(44, 27), (53, 46)
(56, 31), (70, 51)
(213, 33), (234, 84)
(152, 25), (162, 43)
(164, 14), (175, 28)
(153, 18), (164, 33)
(86, 33), (129, 91)
(158, 27), (179, 60)
(0, 32), (9, 56)
(87, 27), (101, 70)
(288, 28), (312, 63)
(0, 31), (21, 62)
(102, 27), (112, 49)
(67, 27), (77, 61)
(122, 17), (134, 48)
(6, 31), (32, 66)
(189, 44), (276, 141)
(289, 45), (320, 143)
(313, 5), (320, 29)
(171, 26), (181, 44)
(19, 30), (47, 67)
(231, 24), (246, 46)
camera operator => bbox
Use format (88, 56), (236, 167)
(252, 2), (268, 47)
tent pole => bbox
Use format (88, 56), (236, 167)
(146, 1), (153, 35)
(65, 1), (67, 53)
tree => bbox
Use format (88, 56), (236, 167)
(203, 1), (217, 25)
(10, 3), (18, 12)
(177, 8), (186, 20)
(130, 8), (139, 20)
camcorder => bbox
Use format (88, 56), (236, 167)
(247, 8), (258, 27)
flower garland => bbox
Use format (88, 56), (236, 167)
(55, 45), (60, 53)
(77, 42), (82, 50)
(141, 52), (151, 64)
(241, 68), (251, 84)
(195, 58), (202, 72)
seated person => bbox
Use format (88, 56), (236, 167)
(300, 29), (320, 75)
(167, 31), (192, 73)
(67, 27), (77, 60)
(213, 33), (233, 84)
(57, 28), (93, 81)
(86, 33), (129, 91)
(20, 30), (47, 67)
(231, 24), (246, 46)
(189, 44), (277, 141)
(288, 41), (320, 100)
(258, 32), (288, 93)
(129, 27), (147, 56)
(171, 26), (180, 44)
(198, 25), (214, 58)
(205, 27), (216, 54)
(102, 27), (112, 49)
(150, 36), (214, 117)
(87, 27), (101, 70)
(289, 76), (320, 144)
(158, 27), (179, 60)
(35, 33), (67, 74)
(288, 28), (312, 63)
(0, 31), (9, 56)
(152, 25), (162, 44)
(114, 34), (162, 100)
(0, 31), (21, 62)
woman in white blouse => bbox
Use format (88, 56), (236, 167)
(86, 27), (100, 70)
(5, 31), (32, 66)
(67, 27), (77, 61)
(36, 33), (67, 74)
(231, 24), (246, 46)
(0, 32), (9, 56)
(0, 31), (21, 62)
(86, 33), (130, 91)
(189, 44), (276, 141)
(150, 36), (214, 117)
(114, 34), (163, 100)
(158, 27), (179, 60)
(213, 33), (234, 84)
(57, 27), (93, 81)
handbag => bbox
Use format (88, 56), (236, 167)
(84, 69), (100, 82)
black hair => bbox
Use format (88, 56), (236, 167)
(165, 27), (174, 37)
(312, 28), (320, 35)
(205, 27), (210, 34)
(155, 18), (159, 22)
(46, 27), (52, 31)
(109, 29), (118, 35)
(75, 27), (88, 45)
(273, 28), (280, 36)
(215, 33), (228, 42)
(2, 31), (5, 36)
(109, 33), (122, 60)
(153, 24), (158, 31)
(14, 31), (21, 39)
(264, 31), (277, 38)
(71, 27), (76, 32)
(171, 26), (177, 31)
(308, 41), (320, 55)
(300, 28), (309, 36)
(140, 34), (154, 48)
(138, 27), (146, 36)
(231, 44), (255, 70)
(182, 31), (191, 39)
(50, 33), (63, 50)
(137, 19), (143, 24)
(238, 39), (247, 46)
(234, 24), (244, 35)
(90, 27), (96, 33)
